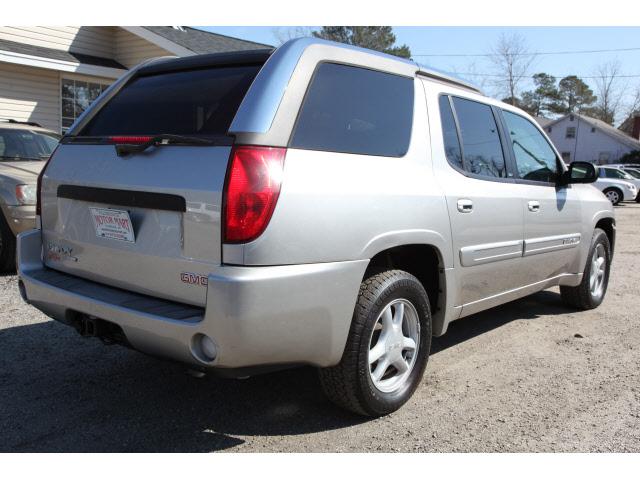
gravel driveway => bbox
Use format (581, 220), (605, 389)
(1, 204), (639, 452)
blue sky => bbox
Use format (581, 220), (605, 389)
(200, 26), (640, 116)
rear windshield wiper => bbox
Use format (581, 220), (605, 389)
(113, 134), (221, 156)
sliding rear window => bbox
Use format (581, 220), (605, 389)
(80, 65), (262, 137)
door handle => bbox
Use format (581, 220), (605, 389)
(457, 199), (474, 213)
(528, 200), (540, 212)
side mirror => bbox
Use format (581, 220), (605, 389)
(560, 161), (598, 185)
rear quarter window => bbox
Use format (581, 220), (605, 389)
(290, 63), (414, 157)
(80, 65), (262, 137)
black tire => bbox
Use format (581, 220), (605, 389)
(560, 228), (611, 310)
(603, 187), (622, 205)
(319, 270), (432, 416)
(636, 192), (640, 203)
(0, 213), (17, 273)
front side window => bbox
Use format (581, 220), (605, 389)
(290, 63), (414, 157)
(62, 78), (111, 131)
(502, 110), (559, 183)
(451, 97), (507, 178)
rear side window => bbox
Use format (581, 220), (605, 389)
(451, 97), (507, 179)
(80, 65), (262, 136)
(438, 96), (463, 170)
(290, 63), (414, 157)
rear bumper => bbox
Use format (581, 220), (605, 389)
(18, 229), (367, 370)
(2, 205), (36, 236)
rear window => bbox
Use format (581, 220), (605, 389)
(290, 63), (414, 157)
(80, 65), (262, 137)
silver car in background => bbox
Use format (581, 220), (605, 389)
(17, 39), (615, 416)
(0, 120), (59, 271)
(598, 166), (640, 203)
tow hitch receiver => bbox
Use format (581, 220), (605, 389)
(71, 313), (127, 345)
(76, 315), (100, 337)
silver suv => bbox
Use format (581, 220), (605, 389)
(17, 39), (615, 416)
(0, 120), (60, 271)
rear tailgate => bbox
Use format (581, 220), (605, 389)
(39, 55), (269, 306)
(41, 144), (229, 306)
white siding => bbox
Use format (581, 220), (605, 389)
(0, 26), (116, 58)
(0, 62), (60, 132)
(114, 29), (172, 69)
(546, 116), (635, 164)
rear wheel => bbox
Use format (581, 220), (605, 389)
(560, 228), (611, 310)
(319, 270), (432, 416)
(603, 187), (622, 205)
(0, 213), (17, 273)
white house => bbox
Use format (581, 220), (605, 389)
(542, 113), (640, 164)
(0, 26), (271, 133)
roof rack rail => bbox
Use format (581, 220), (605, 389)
(0, 118), (43, 127)
(415, 65), (482, 94)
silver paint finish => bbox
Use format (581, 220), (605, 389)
(459, 239), (524, 267)
(18, 229), (367, 368)
(523, 233), (581, 256)
(19, 39), (616, 371)
(40, 144), (229, 306)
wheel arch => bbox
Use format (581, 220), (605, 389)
(593, 214), (616, 258)
(363, 242), (449, 337)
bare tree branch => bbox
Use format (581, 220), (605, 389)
(271, 27), (315, 46)
(489, 32), (536, 105)
(591, 60), (624, 125)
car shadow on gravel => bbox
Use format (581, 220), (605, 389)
(0, 318), (367, 452)
(432, 289), (571, 354)
(0, 289), (570, 453)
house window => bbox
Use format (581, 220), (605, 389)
(547, 126), (552, 133)
(566, 127), (576, 138)
(561, 152), (571, 162)
(591, 127), (596, 133)
(61, 78), (110, 132)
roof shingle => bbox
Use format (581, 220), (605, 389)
(143, 26), (273, 54)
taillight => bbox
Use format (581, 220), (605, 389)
(36, 147), (58, 217)
(223, 146), (286, 243)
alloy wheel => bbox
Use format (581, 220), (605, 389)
(368, 299), (420, 393)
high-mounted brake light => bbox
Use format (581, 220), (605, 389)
(109, 136), (154, 144)
(223, 146), (286, 243)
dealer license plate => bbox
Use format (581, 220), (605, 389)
(89, 207), (135, 243)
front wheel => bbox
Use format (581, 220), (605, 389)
(603, 187), (622, 205)
(560, 228), (611, 310)
(319, 270), (432, 416)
